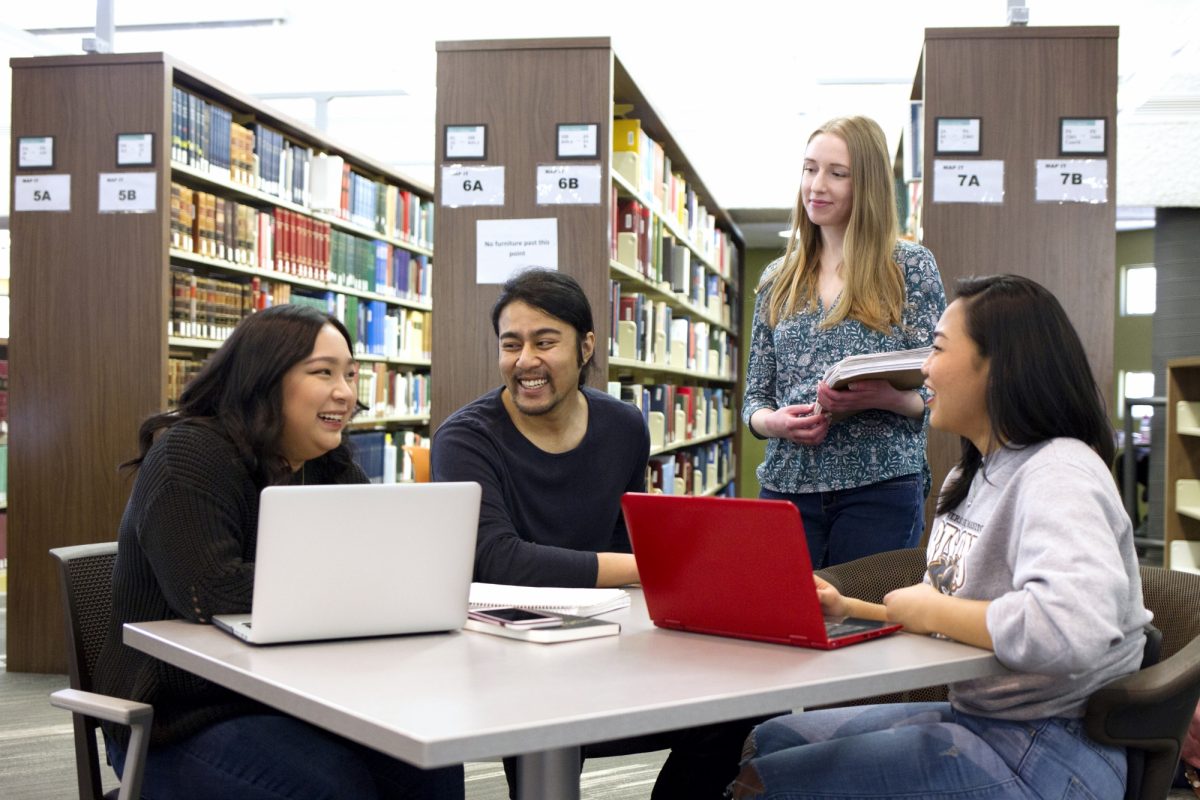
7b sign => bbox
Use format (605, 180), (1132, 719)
(1035, 159), (1108, 204)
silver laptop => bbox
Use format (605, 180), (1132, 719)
(213, 482), (481, 644)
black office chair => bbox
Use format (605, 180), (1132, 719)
(816, 547), (946, 705)
(48, 542), (151, 800)
(1085, 566), (1200, 800)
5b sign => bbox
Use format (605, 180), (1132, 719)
(99, 172), (157, 213)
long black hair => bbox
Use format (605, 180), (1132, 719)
(123, 304), (358, 487)
(938, 274), (1114, 514)
(490, 268), (596, 387)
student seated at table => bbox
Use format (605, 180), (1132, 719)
(729, 274), (1152, 800)
(432, 268), (758, 798)
(93, 305), (463, 800)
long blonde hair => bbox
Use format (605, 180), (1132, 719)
(762, 116), (904, 333)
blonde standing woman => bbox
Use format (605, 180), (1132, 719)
(743, 115), (946, 568)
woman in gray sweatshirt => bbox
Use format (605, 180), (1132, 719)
(730, 274), (1151, 800)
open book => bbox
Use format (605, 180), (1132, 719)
(468, 583), (631, 617)
(464, 613), (621, 644)
(820, 346), (932, 391)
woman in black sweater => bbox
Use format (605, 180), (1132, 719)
(93, 305), (463, 799)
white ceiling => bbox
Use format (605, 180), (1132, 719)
(6, 0), (1198, 245)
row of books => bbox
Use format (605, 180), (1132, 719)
(349, 430), (426, 484)
(167, 356), (205, 407)
(356, 364), (431, 420)
(170, 183), (432, 302)
(647, 439), (735, 497)
(612, 117), (739, 280)
(171, 85), (434, 248)
(609, 381), (735, 449)
(170, 267), (431, 360)
(310, 155), (435, 249)
(610, 288), (738, 380)
(612, 194), (735, 327)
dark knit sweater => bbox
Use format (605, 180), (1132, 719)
(430, 387), (649, 587)
(93, 420), (366, 749)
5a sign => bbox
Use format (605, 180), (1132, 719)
(13, 174), (71, 212)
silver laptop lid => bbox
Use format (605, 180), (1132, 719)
(247, 482), (480, 644)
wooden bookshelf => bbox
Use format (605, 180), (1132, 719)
(8, 52), (434, 673)
(1166, 357), (1200, 572)
(433, 38), (743, 498)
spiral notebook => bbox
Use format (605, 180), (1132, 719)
(468, 583), (630, 617)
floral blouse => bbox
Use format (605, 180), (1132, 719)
(743, 240), (946, 493)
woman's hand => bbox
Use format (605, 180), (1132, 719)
(814, 575), (851, 618)
(882, 583), (942, 634)
(817, 379), (922, 419)
(758, 404), (832, 446)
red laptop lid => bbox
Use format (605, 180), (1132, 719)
(621, 493), (833, 647)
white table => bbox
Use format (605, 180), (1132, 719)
(125, 590), (1006, 799)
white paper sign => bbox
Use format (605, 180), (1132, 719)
(1035, 159), (1108, 203)
(932, 160), (1004, 204)
(441, 165), (505, 207)
(13, 174), (71, 211)
(99, 172), (157, 214)
(536, 164), (602, 205)
(476, 218), (558, 284)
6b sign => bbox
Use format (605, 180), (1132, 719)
(99, 172), (157, 213)
(536, 164), (601, 205)
(1035, 159), (1107, 204)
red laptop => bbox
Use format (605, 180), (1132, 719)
(621, 493), (903, 649)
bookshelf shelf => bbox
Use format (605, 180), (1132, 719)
(172, 162), (433, 258)
(169, 249), (432, 312)
(608, 357), (736, 384)
(8, 52), (435, 671)
(609, 261), (732, 334)
(1166, 358), (1200, 569)
(611, 170), (726, 279)
(650, 429), (736, 458)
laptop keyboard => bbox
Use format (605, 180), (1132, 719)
(824, 619), (880, 638)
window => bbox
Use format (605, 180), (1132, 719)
(1121, 371), (1155, 419)
(1121, 264), (1156, 316)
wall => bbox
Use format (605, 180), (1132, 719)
(736, 246), (784, 496)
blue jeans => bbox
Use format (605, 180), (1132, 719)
(105, 713), (463, 799)
(730, 703), (1126, 799)
(761, 474), (924, 569)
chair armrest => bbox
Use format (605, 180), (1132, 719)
(1085, 634), (1200, 749)
(50, 688), (154, 726)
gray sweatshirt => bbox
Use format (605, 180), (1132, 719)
(926, 438), (1152, 720)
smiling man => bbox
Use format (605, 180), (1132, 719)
(431, 268), (759, 799)
(431, 268), (645, 588)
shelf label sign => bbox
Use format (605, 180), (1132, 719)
(536, 164), (602, 205)
(932, 160), (1004, 204)
(476, 217), (558, 284)
(1035, 159), (1108, 203)
(13, 174), (71, 211)
(99, 172), (157, 214)
(441, 165), (504, 207)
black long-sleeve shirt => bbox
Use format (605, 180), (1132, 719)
(93, 420), (365, 749)
(431, 387), (648, 587)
